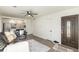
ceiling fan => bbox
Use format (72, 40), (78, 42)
(12, 6), (38, 19)
(21, 11), (38, 18)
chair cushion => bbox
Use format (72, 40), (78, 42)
(4, 32), (16, 43)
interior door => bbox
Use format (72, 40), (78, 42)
(61, 15), (78, 49)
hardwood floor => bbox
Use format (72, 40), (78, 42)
(27, 34), (78, 52)
(27, 34), (54, 48)
(48, 44), (78, 52)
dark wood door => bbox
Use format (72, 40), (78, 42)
(61, 15), (78, 49)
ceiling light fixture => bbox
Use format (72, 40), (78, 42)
(28, 15), (31, 16)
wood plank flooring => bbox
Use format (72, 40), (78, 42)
(27, 34), (78, 52)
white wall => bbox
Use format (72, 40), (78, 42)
(33, 7), (79, 44)
(26, 19), (33, 35)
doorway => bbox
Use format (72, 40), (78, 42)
(61, 15), (78, 49)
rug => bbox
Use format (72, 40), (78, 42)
(28, 39), (50, 52)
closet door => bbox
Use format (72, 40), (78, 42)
(61, 15), (78, 49)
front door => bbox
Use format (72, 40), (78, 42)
(61, 15), (78, 49)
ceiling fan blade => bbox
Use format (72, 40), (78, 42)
(21, 13), (26, 14)
(32, 13), (38, 15)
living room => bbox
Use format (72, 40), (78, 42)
(0, 6), (79, 52)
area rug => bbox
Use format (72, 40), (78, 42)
(28, 39), (50, 52)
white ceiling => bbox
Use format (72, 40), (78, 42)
(0, 6), (78, 18)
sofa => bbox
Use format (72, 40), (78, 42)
(0, 32), (7, 51)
